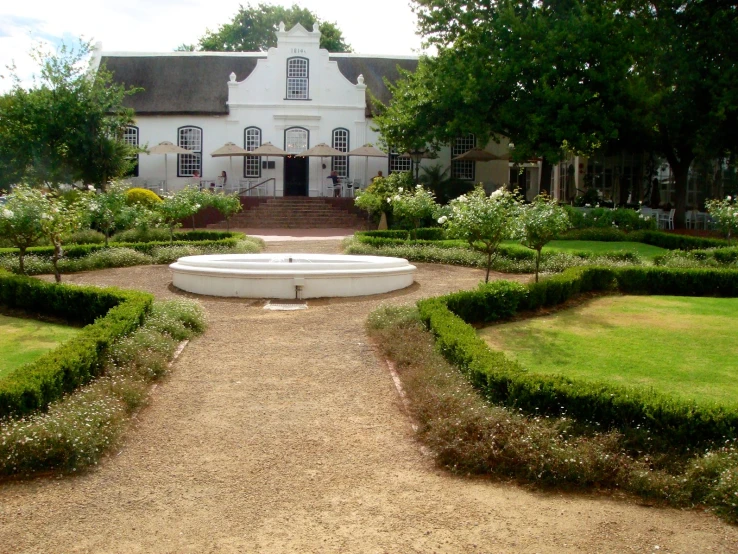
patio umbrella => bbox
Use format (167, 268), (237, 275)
(347, 143), (388, 185)
(249, 142), (289, 196)
(299, 143), (345, 196)
(452, 147), (510, 162)
(210, 142), (251, 183)
(146, 141), (194, 190)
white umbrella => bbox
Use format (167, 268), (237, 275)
(211, 142), (251, 185)
(299, 143), (345, 196)
(146, 141), (194, 190)
(347, 143), (388, 187)
(452, 147), (510, 162)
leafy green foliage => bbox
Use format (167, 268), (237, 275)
(0, 185), (46, 274)
(155, 186), (208, 243)
(387, 184), (439, 239)
(0, 40), (139, 189)
(124, 187), (162, 207)
(81, 181), (136, 245)
(354, 172), (411, 217)
(519, 194), (572, 281)
(192, 3), (351, 52)
(705, 196), (738, 243)
(207, 192), (243, 231)
(441, 186), (522, 281)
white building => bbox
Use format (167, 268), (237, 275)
(97, 23), (516, 198)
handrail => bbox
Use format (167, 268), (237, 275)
(237, 178), (276, 198)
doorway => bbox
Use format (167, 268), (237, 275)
(284, 155), (309, 196)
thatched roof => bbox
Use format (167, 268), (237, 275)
(101, 53), (418, 117)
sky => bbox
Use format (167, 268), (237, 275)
(0, 0), (426, 93)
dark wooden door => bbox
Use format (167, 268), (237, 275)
(284, 155), (308, 196)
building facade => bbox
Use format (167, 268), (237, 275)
(98, 23), (514, 197)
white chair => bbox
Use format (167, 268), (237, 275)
(658, 208), (675, 230)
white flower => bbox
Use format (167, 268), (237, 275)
(584, 203), (591, 208)
(1, 209), (13, 218)
(490, 188), (504, 199)
(437, 215), (448, 224)
(416, 184), (422, 189)
(386, 197), (392, 203)
(194, 204), (201, 209)
(87, 185), (95, 191)
(393, 195), (401, 202)
(398, 187), (404, 193)
(727, 196), (732, 201)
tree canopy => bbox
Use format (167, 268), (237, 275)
(376, 0), (738, 225)
(181, 3), (352, 53)
(0, 41), (139, 191)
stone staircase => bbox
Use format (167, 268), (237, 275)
(208, 197), (369, 229)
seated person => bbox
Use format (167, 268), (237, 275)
(327, 170), (341, 197)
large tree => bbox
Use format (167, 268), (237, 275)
(182, 3), (352, 53)
(0, 41), (139, 191)
(375, 0), (640, 193)
(378, 0), (738, 225)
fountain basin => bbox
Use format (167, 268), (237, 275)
(169, 254), (417, 299)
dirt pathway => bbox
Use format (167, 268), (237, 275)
(1, 241), (736, 553)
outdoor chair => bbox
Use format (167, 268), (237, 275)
(659, 208), (675, 230)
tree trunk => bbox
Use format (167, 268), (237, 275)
(52, 242), (62, 283)
(535, 248), (542, 283)
(18, 246), (26, 275)
(485, 251), (492, 283)
(670, 158), (693, 230)
(191, 215), (196, 231)
(226, 217), (231, 232)
(104, 229), (110, 247)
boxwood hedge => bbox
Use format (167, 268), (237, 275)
(417, 266), (738, 448)
(0, 271), (153, 418)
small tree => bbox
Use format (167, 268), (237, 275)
(388, 184), (439, 239)
(354, 172), (413, 226)
(519, 193), (572, 282)
(441, 186), (522, 282)
(81, 182), (135, 246)
(0, 185), (46, 275)
(209, 193), (243, 232)
(38, 195), (85, 282)
(705, 196), (738, 243)
(156, 186), (205, 243)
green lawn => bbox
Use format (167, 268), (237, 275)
(502, 239), (668, 259)
(478, 295), (738, 406)
(0, 314), (81, 379)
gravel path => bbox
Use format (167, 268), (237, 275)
(1, 241), (737, 553)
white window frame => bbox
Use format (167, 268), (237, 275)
(244, 127), (261, 178)
(331, 128), (349, 178)
(451, 134), (476, 181)
(285, 127), (309, 154)
(286, 57), (309, 100)
(123, 126), (139, 177)
(177, 126), (202, 177)
(389, 148), (412, 174)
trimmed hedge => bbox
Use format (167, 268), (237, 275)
(357, 227), (446, 241)
(0, 236), (242, 259)
(0, 271), (153, 417)
(418, 266), (738, 448)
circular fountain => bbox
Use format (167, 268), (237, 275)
(169, 254), (417, 299)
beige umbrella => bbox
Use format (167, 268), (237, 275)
(348, 143), (388, 185)
(299, 143), (345, 196)
(211, 142), (251, 184)
(146, 141), (194, 189)
(249, 142), (289, 196)
(452, 147), (510, 162)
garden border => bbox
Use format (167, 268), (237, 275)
(417, 266), (738, 448)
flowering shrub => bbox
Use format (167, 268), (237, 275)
(37, 193), (86, 282)
(0, 185), (46, 275)
(207, 192), (242, 231)
(706, 196), (738, 243)
(441, 186), (522, 282)
(387, 184), (439, 239)
(354, 171), (412, 218)
(81, 181), (135, 245)
(155, 186), (206, 243)
(519, 193), (571, 282)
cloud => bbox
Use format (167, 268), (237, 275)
(0, 14), (46, 37)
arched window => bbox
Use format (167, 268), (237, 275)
(389, 148), (412, 174)
(286, 57), (309, 100)
(452, 134), (476, 181)
(177, 126), (202, 177)
(331, 128), (349, 178)
(285, 127), (309, 154)
(123, 126), (139, 177)
(244, 127), (261, 178)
